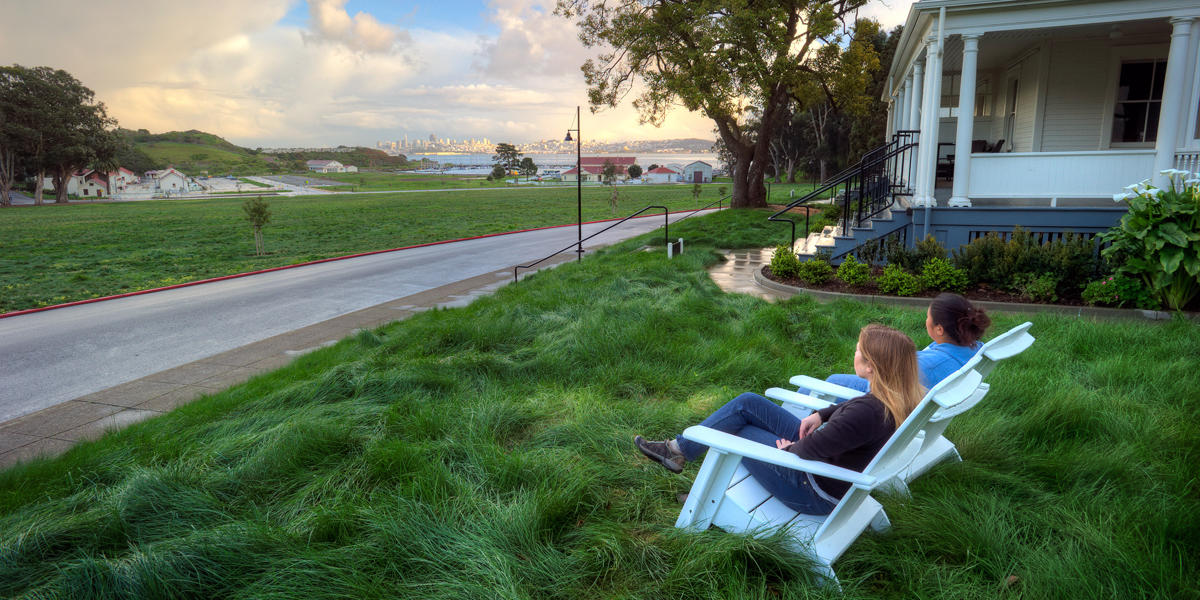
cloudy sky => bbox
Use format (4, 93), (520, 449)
(0, 0), (913, 147)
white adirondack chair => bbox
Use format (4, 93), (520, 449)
(764, 322), (1035, 488)
(675, 363), (987, 585)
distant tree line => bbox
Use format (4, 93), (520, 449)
(0, 65), (122, 206)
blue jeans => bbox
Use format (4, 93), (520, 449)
(676, 393), (837, 515)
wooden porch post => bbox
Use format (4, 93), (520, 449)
(1152, 17), (1196, 188)
(949, 34), (982, 208)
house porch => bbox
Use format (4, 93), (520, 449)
(887, 1), (1200, 208)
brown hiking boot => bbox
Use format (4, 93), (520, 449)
(634, 435), (685, 473)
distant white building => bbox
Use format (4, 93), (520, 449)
(145, 168), (189, 193)
(40, 168), (141, 198)
(682, 161), (713, 183)
(643, 166), (681, 183)
(307, 159), (346, 173)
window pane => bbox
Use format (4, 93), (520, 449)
(1145, 100), (1160, 143)
(1113, 102), (1149, 142)
(1151, 60), (1167, 100)
(1118, 62), (1155, 101)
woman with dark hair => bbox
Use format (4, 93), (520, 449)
(821, 293), (992, 394)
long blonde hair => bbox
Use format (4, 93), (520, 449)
(859, 324), (924, 428)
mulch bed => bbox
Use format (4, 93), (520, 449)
(761, 265), (1089, 306)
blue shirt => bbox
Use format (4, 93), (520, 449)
(917, 341), (984, 388)
(820, 341), (983, 395)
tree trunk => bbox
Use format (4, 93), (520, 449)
(53, 166), (70, 203)
(786, 160), (797, 184)
(818, 159), (828, 183)
(34, 169), (45, 205)
(0, 150), (13, 207)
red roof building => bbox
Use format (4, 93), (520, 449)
(562, 156), (638, 181)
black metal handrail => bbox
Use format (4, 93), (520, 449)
(671, 194), (730, 225)
(768, 130), (919, 250)
(514, 204), (670, 282)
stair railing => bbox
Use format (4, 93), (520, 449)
(768, 130), (919, 250)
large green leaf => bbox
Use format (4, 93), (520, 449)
(1159, 246), (1183, 275)
(1184, 254), (1200, 278)
(1158, 222), (1189, 247)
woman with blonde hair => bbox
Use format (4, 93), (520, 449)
(635, 324), (925, 515)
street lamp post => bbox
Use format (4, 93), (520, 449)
(564, 106), (583, 260)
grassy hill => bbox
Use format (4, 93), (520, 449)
(119, 129), (277, 176)
(119, 129), (418, 176)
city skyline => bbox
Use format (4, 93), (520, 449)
(0, 1), (913, 148)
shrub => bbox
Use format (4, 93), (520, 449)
(836, 255), (872, 286)
(1102, 172), (1200, 311)
(919, 257), (968, 292)
(877, 264), (923, 296)
(1012, 272), (1060, 303)
(796, 257), (834, 285)
(952, 232), (1008, 285)
(769, 245), (801, 279)
(952, 226), (1102, 300)
(1081, 274), (1160, 309)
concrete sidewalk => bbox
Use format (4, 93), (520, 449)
(0, 257), (571, 469)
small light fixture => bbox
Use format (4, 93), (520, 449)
(564, 131), (573, 142)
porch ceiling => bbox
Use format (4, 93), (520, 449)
(937, 18), (1172, 71)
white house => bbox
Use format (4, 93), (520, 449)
(643, 166), (681, 183)
(306, 159), (345, 173)
(145, 168), (189, 193)
(792, 0), (1200, 259)
(886, 0), (1200, 207)
(682, 161), (713, 183)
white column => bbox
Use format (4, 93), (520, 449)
(914, 35), (943, 207)
(949, 34), (982, 207)
(1153, 17), (1196, 188)
(908, 62), (924, 130)
(906, 64), (924, 192)
(899, 76), (911, 129)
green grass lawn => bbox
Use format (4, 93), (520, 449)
(0, 186), (737, 313)
(0, 209), (1196, 598)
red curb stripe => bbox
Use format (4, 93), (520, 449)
(0, 209), (716, 320)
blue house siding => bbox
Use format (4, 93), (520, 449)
(909, 205), (1128, 250)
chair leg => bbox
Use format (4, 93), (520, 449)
(813, 562), (842, 591)
(869, 507), (891, 533)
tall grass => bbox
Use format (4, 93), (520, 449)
(0, 209), (1196, 599)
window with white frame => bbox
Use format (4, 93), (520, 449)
(940, 74), (993, 118)
(1112, 59), (1167, 143)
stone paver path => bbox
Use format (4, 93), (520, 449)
(707, 247), (788, 301)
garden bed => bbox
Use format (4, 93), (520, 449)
(760, 264), (1087, 306)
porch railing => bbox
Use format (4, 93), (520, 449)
(1176, 151), (1200, 174)
(768, 130), (918, 249)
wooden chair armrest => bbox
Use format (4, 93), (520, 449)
(764, 387), (833, 411)
(788, 375), (862, 401)
(680, 426), (876, 486)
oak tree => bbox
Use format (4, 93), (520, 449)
(556, 0), (873, 208)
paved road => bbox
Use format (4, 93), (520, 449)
(0, 211), (713, 422)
